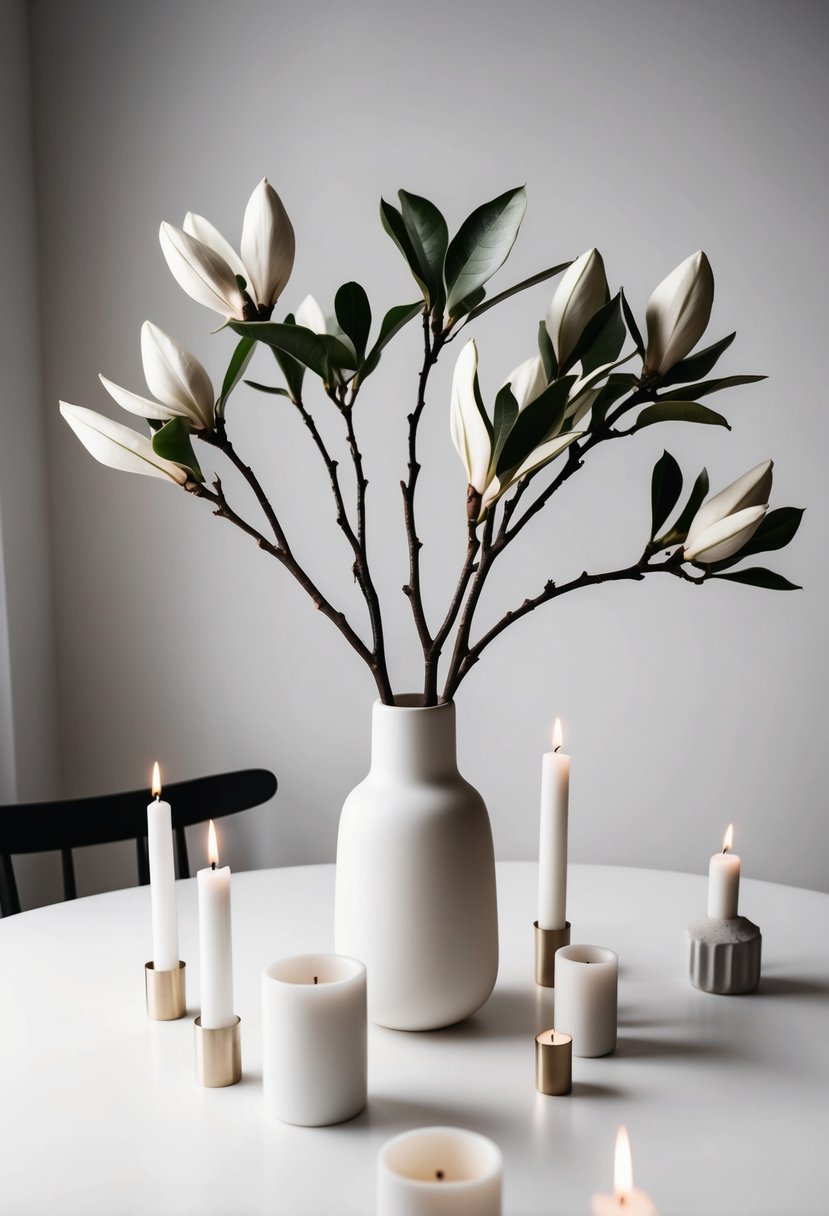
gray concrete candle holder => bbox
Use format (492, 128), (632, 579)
(685, 916), (762, 994)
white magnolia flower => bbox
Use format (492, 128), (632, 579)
(160, 178), (295, 320)
(294, 293), (357, 362)
(545, 248), (608, 366)
(683, 460), (772, 563)
(99, 322), (215, 432)
(501, 354), (546, 410)
(60, 403), (191, 484)
(645, 251), (714, 376)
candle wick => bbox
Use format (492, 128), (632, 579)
(313, 976), (318, 985)
(211, 860), (216, 870)
(554, 744), (561, 754)
(436, 1170), (445, 1181)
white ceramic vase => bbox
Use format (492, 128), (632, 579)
(335, 696), (498, 1031)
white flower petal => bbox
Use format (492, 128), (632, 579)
(509, 430), (582, 484)
(683, 504), (767, 563)
(644, 251), (714, 375)
(159, 222), (246, 319)
(183, 212), (247, 282)
(141, 322), (214, 430)
(240, 178), (296, 309)
(501, 354), (546, 411)
(295, 294), (327, 334)
(545, 248), (608, 365)
(60, 403), (190, 484)
(450, 338), (491, 494)
(98, 374), (179, 422)
(685, 460), (773, 550)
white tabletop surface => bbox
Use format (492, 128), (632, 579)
(1, 862), (828, 1215)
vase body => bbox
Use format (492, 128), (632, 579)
(335, 696), (498, 1031)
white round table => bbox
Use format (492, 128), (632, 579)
(1, 863), (827, 1215)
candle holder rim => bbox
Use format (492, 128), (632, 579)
(373, 694), (456, 713)
(378, 1125), (503, 1186)
(534, 1028), (572, 1045)
(194, 1013), (241, 1030)
(144, 959), (186, 973)
(263, 952), (366, 988)
(555, 943), (617, 966)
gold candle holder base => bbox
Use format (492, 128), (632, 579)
(534, 921), (571, 987)
(145, 961), (186, 1020)
(535, 1029), (573, 1095)
(194, 1015), (242, 1087)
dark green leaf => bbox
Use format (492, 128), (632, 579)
(657, 467), (709, 546)
(244, 380), (292, 397)
(355, 301), (424, 385)
(620, 287), (645, 360)
(586, 376), (632, 431)
(462, 261), (573, 324)
(561, 293), (624, 375)
(490, 385), (520, 471)
(709, 567), (801, 591)
(444, 186), (527, 316)
(398, 190), (448, 310)
(380, 199), (430, 303)
(229, 320), (328, 378)
(661, 332), (735, 385)
(496, 377), (575, 476)
(334, 282), (372, 364)
(450, 287), (486, 319)
(634, 401), (730, 431)
(538, 321), (557, 380)
(217, 337), (256, 416)
(151, 417), (203, 481)
(651, 450), (683, 538)
(707, 507), (805, 570)
(660, 375), (766, 402)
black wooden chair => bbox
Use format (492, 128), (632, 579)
(0, 769), (277, 917)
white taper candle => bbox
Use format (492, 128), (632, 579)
(197, 819), (235, 1029)
(147, 762), (179, 971)
(707, 824), (741, 919)
(538, 718), (570, 931)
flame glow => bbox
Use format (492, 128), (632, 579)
(208, 819), (219, 867)
(614, 1125), (633, 1200)
(723, 824), (734, 853)
(552, 718), (564, 752)
(151, 762), (162, 799)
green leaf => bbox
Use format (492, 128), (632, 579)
(217, 337), (256, 416)
(354, 301), (424, 385)
(489, 385), (520, 473)
(661, 332), (735, 386)
(651, 450), (683, 538)
(444, 186), (527, 317)
(634, 401), (730, 432)
(398, 191), (448, 310)
(538, 320), (557, 381)
(380, 199), (430, 303)
(562, 293), (625, 375)
(151, 417), (203, 481)
(620, 287), (645, 360)
(587, 376), (632, 431)
(244, 380), (292, 397)
(707, 507), (805, 571)
(709, 567), (801, 591)
(659, 375), (766, 402)
(657, 467), (709, 546)
(462, 260), (573, 325)
(450, 287), (486, 319)
(334, 282), (372, 364)
(229, 320), (328, 378)
(496, 377), (575, 476)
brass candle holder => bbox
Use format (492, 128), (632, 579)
(194, 1015), (242, 1087)
(533, 921), (571, 987)
(144, 961), (186, 1021)
(535, 1029), (573, 1096)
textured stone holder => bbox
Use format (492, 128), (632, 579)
(685, 916), (762, 994)
(533, 921), (571, 987)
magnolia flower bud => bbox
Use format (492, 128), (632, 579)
(140, 323), (215, 430)
(545, 248), (608, 366)
(160, 222), (247, 320)
(683, 459), (772, 563)
(59, 403), (190, 484)
(295, 294), (327, 334)
(240, 178), (295, 310)
(501, 354), (546, 411)
(183, 211), (247, 282)
(644, 251), (714, 375)
(450, 339), (491, 495)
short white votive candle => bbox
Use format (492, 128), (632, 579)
(378, 1127), (503, 1216)
(262, 953), (366, 1127)
(553, 944), (618, 1058)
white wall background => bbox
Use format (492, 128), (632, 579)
(10, 0), (827, 904)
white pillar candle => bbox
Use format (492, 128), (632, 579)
(707, 823), (741, 919)
(197, 820), (235, 1029)
(378, 1127), (503, 1216)
(553, 944), (618, 1058)
(538, 718), (570, 931)
(592, 1125), (657, 1216)
(147, 762), (179, 972)
(262, 953), (367, 1127)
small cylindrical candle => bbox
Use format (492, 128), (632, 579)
(553, 944), (618, 1058)
(707, 823), (740, 919)
(592, 1125), (657, 1215)
(538, 718), (570, 931)
(378, 1127), (503, 1216)
(147, 762), (179, 972)
(197, 820), (235, 1030)
(262, 953), (367, 1126)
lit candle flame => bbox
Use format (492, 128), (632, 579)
(208, 819), (219, 867)
(723, 823), (734, 854)
(552, 718), (564, 753)
(614, 1125), (633, 1200)
(151, 761), (162, 799)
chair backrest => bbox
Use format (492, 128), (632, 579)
(0, 769), (277, 917)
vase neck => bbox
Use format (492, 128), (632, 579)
(369, 697), (458, 782)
